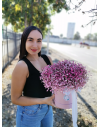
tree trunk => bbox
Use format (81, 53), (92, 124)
(25, 13), (27, 28)
(25, 2), (27, 28)
(29, 1), (33, 26)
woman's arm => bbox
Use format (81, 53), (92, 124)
(11, 61), (44, 106)
(11, 60), (55, 107)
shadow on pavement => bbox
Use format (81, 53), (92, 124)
(77, 93), (97, 119)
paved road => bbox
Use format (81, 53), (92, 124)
(43, 42), (97, 71)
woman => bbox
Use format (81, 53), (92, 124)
(11, 26), (56, 127)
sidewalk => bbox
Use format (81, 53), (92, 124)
(2, 46), (97, 127)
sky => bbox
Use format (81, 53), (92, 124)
(50, 0), (97, 38)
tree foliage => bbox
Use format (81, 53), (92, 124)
(84, 33), (97, 41)
(74, 32), (81, 40)
(93, 33), (97, 41)
(2, 0), (69, 37)
(84, 33), (93, 41)
(60, 34), (63, 38)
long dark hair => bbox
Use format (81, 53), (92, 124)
(19, 26), (43, 60)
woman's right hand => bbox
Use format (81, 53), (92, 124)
(43, 94), (56, 107)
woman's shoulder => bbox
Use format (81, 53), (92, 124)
(13, 58), (28, 73)
(41, 54), (53, 65)
(47, 55), (53, 65)
(12, 59), (29, 80)
(12, 60), (28, 78)
(18, 57), (27, 66)
(41, 54), (51, 59)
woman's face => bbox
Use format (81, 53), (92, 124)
(26, 30), (42, 56)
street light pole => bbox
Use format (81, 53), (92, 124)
(47, 6), (50, 55)
(89, 0), (96, 46)
(47, 30), (50, 55)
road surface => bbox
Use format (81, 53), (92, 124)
(43, 42), (97, 71)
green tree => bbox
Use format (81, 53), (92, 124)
(60, 34), (63, 38)
(92, 33), (97, 41)
(2, 0), (69, 37)
(74, 32), (81, 40)
(84, 33), (93, 41)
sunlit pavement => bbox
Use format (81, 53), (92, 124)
(43, 42), (97, 71)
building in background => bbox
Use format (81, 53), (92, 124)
(67, 23), (75, 39)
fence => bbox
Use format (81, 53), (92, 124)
(2, 25), (22, 72)
(43, 36), (97, 47)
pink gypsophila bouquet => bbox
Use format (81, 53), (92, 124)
(40, 60), (89, 92)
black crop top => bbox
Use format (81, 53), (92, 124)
(19, 54), (52, 98)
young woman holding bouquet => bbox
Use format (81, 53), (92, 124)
(11, 26), (56, 127)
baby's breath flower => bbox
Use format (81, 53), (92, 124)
(40, 60), (90, 92)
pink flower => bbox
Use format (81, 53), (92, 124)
(40, 60), (90, 92)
